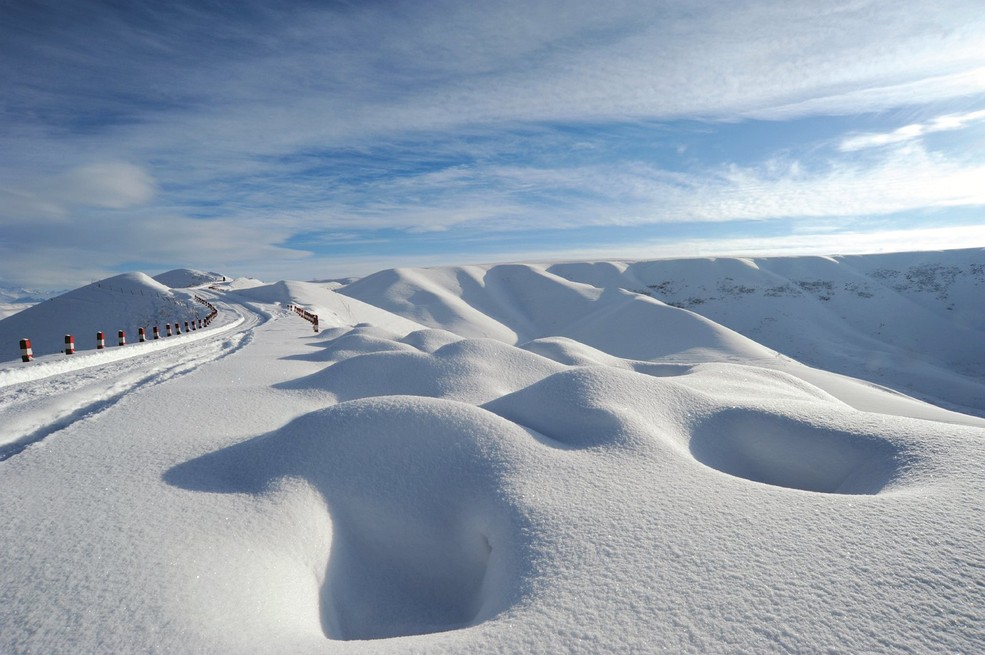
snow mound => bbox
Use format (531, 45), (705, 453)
(278, 330), (564, 405)
(221, 276), (267, 290)
(0, 272), (204, 360)
(484, 364), (909, 496)
(153, 268), (225, 288)
(165, 396), (537, 641)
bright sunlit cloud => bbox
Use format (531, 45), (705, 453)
(1, 0), (984, 287)
(839, 109), (985, 151)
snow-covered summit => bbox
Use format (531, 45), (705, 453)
(153, 268), (226, 288)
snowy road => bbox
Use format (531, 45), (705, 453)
(0, 294), (264, 460)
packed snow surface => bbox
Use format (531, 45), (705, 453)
(1, 251), (984, 654)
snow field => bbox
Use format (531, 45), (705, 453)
(545, 249), (985, 415)
(1, 252), (984, 653)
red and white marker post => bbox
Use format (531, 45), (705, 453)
(118, 330), (126, 347)
(65, 334), (75, 355)
(97, 331), (106, 349)
(153, 326), (160, 340)
(166, 323), (173, 336)
(20, 338), (33, 362)
(138, 327), (146, 342)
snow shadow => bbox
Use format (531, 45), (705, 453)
(689, 408), (908, 494)
(164, 396), (531, 641)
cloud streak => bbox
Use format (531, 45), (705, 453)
(839, 109), (985, 151)
(1, 1), (985, 287)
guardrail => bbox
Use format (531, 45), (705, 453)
(288, 304), (319, 332)
(14, 296), (221, 363)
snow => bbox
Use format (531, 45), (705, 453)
(0, 286), (60, 320)
(0, 272), (208, 361)
(543, 248), (985, 416)
(153, 268), (226, 288)
(1, 250), (984, 653)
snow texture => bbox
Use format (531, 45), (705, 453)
(1, 250), (984, 654)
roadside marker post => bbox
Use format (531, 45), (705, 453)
(20, 338), (33, 362)
(65, 334), (75, 355)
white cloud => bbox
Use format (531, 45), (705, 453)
(0, 162), (157, 224)
(58, 162), (157, 209)
(839, 109), (985, 152)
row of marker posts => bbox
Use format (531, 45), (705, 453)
(288, 304), (319, 332)
(17, 299), (220, 362)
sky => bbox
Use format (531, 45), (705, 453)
(1, 0), (985, 289)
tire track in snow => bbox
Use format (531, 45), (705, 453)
(0, 303), (262, 463)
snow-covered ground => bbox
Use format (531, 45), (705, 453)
(1, 251), (983, 653)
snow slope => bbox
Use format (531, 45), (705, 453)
(340, 264), (780, 364)
(1, 252), (984, 654)
(153, 268), (226, 288)
(543, 249), (985, 416)
(0, 273), (208, 361)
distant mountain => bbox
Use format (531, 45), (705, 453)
(153, 268), (226, 288)
(0, 272), (206, 361)
(0, 287), (67, 320)
(0, 287), (58, 304)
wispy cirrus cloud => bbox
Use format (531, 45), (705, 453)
(2, 1), (985, 287)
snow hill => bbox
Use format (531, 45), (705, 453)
(153, 268), (226, 288)
(339, 250), (985, 417)
(542, 249), (985, 417)
(0, 272), (206, 360)
(1, 250), (984, 653)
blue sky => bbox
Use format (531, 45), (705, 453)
(2, 0), (985, 288)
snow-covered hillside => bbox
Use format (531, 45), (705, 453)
(0, 273), (207, 361)
(1, 250), (983, 654)
(540, 249), (985, 416)
(153, 268), (227, 288)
